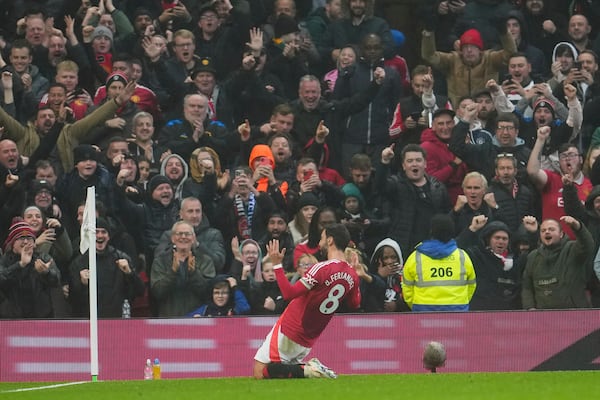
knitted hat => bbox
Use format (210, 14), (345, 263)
(148, 175), (172, 195)
(296, 192), (320, 212)
(460, 29), (483, 50)
(239, 239), (263, 283)
(481, 221), (511, 244)
(73, 144), (99, 164)
(190, 57), (216, 78)
(91, 25), (113, 43)
(533, 97), (556, 117)
(274, 14), (299, 38)
(268, 209), (289, 223)
(3, 218), (36, 251)
(96, 217), (112, 237)
(341, 183), (365, 208)
(105, 72), (128, 89)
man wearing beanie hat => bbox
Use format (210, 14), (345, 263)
(288, 192), (320, 245)
(422, 18), (517, 106)
(89, 25), (114, 76)
(91, 25), (114, 44)
(254, 209), (295, 272)
(68, 216), (144, 317)
(518, 81), (580, 165)
(91, 55), (160, 119)
(274, 14), (300, 39)
(115, 172), (179, 273)
(105, 71), (128, 90)
(456, 216), (533, 310)
(28, 179), (58, 219)
(0, 219), (60, 318)
(55, 143), (116, 237)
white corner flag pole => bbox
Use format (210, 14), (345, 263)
(80, 186), (98, 382)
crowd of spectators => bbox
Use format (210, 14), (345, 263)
(1, 0), (600, 318)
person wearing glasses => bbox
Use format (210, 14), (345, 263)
(0, 219), (60, 318)
(450, 108), (531, 183)
(187, 274), (250, 317)
(154, 197), (226, 273)
(528, 125), (593, 239)
(151, 221), (216, 317)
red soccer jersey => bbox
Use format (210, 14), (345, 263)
(542, 170), (592, 239)
(93, 84), (159, 117)
(278, 259), (361, 348)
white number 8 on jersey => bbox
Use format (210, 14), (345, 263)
(319, 284), (346, 314)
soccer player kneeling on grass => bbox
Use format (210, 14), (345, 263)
(253, 224), (361, 379)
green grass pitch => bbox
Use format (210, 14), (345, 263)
(1, 371), (598, 400)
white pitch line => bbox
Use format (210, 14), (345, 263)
(0, 381), (88, 393)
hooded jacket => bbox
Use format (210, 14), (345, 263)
(547, 41), (579, 91)
(402, 239), (476, 311)
(506, 9), (547, 75)
(249, 144), (288, 199)
(160, 154), (189, 201)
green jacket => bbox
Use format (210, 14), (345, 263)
(421, 30), (516, 107)
(151, 249), (216, 317)
(0, 99), (120, 171)
(522, 223), (594, 309)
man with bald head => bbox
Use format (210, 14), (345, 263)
(158, 93), (232, 165)
(154, 197), (226, 272)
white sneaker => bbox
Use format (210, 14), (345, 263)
(305, 358), (337, 379)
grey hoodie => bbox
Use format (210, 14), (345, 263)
(370, 238), (404, 267)
(160, 153), (189, 201)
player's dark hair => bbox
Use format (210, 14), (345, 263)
(324, 223), (351, 250)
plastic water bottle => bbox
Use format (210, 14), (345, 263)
(152, 358), (161, 380)
(122, 299), (131, 319)
(144, 359), (153, 380)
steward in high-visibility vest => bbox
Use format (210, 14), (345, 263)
(402, 214), (476, 311)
